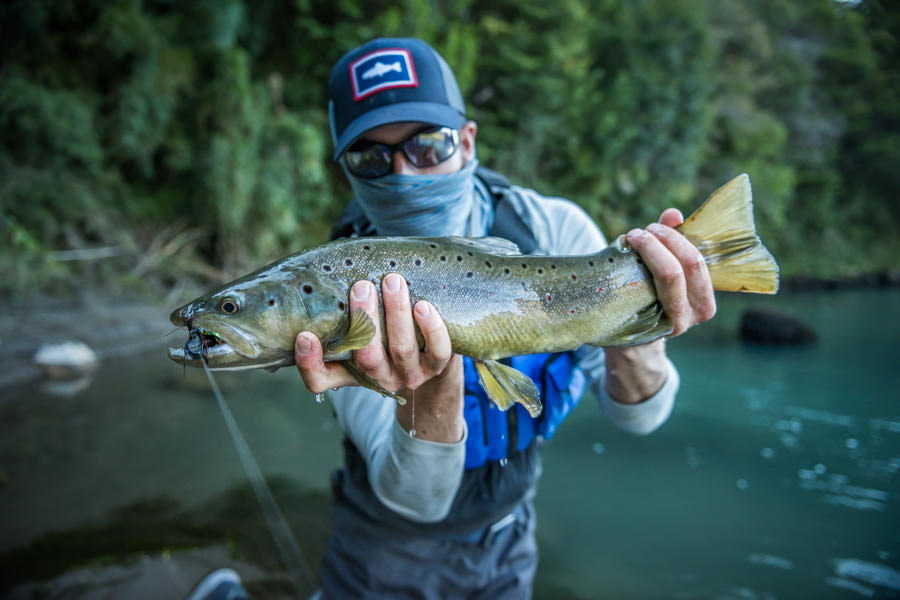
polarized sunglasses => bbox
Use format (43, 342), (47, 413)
(344, 126), (461, 178)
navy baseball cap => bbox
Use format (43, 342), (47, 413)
(329, 38), (466, 160)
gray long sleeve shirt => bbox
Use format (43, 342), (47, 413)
(328, 187), (678, 523)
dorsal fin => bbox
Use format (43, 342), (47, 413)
(445, 236), (523, 255)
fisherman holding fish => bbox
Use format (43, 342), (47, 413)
(172, 35), (777, 599)
(296, 38), (718, 599)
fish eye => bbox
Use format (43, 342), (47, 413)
(219, 297), (240, 315)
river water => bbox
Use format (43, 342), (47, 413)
(1, 289), (898, 598)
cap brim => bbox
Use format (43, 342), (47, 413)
(333, 102), (466, 160)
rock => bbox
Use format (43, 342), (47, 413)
(739, 309), (817, 345)
(33, 341), (98, 378)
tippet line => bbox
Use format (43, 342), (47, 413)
(201, 362), (314, 597)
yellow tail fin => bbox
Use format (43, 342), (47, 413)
(677, 174), (780, 294)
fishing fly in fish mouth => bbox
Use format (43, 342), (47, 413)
(168, 173), (779, 417)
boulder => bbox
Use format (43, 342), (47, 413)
(739, 309), (817, 345)
(33, 341), (98, 378)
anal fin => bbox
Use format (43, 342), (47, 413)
(474, 359), (543, 418)
(341, 360), (407, 406)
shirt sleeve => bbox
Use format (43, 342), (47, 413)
(575, 345), (679, 435)
(509, 187), (680, 433)
(329, 386), (467, 523)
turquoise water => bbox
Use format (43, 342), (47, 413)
(1, 289), (898, 598)
(535, 289), (900, 598)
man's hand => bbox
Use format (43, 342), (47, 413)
(625, 208), (717, 337)
(603, 208), (717, 405)
(294, 273), (464, 442)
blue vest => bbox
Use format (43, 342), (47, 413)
(463, 352), (586, 469)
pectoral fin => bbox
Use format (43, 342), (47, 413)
(325, 309), (376, 357)
(474, 359), (543, 418)
(341, 360), (407, 406)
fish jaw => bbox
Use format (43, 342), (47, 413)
(167, 308), (291, 370)
(167, 342), (293, 371)
(166, 325), (295, 370)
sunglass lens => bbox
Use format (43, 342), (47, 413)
(404, 128), (459, 168)
(345, 144), (391, 178)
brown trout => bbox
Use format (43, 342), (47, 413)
(168, 174), (778, 417)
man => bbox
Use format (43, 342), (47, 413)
(295, 38), (715, 598)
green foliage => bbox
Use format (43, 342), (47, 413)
(1, 0), (897, 296)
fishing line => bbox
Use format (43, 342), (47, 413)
(201, 362), (314, 597)
(409, 388), (416, 438)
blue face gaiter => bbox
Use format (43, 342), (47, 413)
(344, 159), (491, 236)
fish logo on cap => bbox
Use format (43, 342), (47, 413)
(349, 49), (417, 101)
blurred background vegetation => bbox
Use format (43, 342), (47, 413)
(1, 0), (897, 298)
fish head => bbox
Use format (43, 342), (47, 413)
(167, 263), (352, 371)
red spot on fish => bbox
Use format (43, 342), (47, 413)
(569, 309), (575, 315)
(629, 281), (637, 287)
(596, 287), (604, 293)
(546, 294), (552, 301)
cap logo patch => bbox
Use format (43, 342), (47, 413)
(349, 49), (417, 101)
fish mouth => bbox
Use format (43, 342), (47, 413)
(167, 327), (236, 365)
(167, 325), (292, 371)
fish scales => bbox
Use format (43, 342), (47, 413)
(299, 237), (656, 359)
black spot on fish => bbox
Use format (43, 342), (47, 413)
(345, 259), (353, 266)
(363, 244), (371, 250)
(268, 299), (276, 306)
(485, 261), (492, 268)
(338, 301), (346, 310)
(302, 284), (313, 294)
(467, 251), (473, 256)
(414, 259), (422, 266)
(608, 257), (614, 263)
(429, 243), (437, 248)
(636, 257), (643, 265)
(551, 264), (556, 269)
(537, 268), (543, 274)
(521, 263), (528, 269)
(323, 264), (332, 272)
(504, 268), (510, 275)
(440, 256), (447, 261)
(466, 272), (473, 278)
(571, 274), (577, 280)
(588, 261), (594, 267)
(456, 255), (463, 262)
(389, 260), (397, 268)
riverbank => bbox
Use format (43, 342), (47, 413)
(0, 291), (179, 389)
